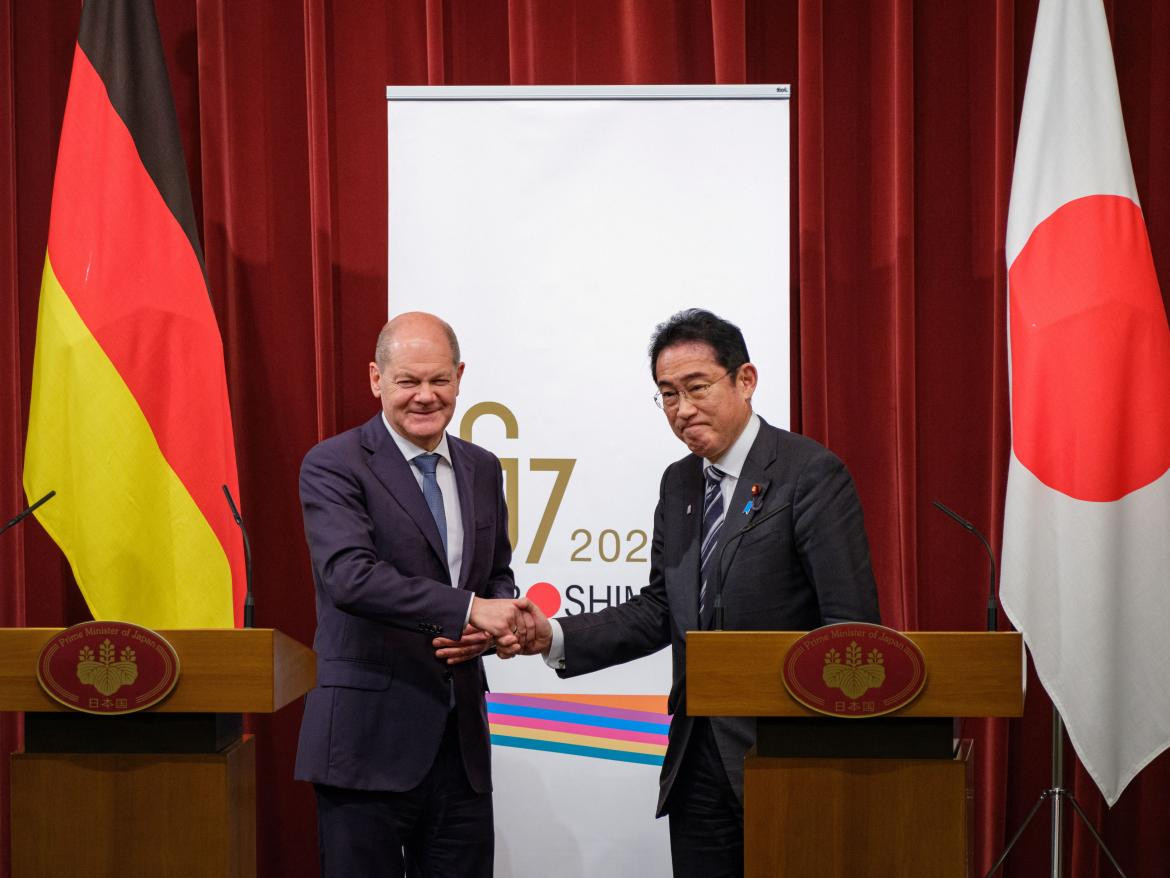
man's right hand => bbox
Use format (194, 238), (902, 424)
(516, 600), (552, 656)
(469, 596), (533, 651)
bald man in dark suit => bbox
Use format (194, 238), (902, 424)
(297, 312), (533, 878)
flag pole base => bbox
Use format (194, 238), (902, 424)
(983, 712), (1127, 878)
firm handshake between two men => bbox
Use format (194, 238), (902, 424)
(298, 308), (881, 876)
(433, 596), (551, 664)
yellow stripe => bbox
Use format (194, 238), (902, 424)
(489, 723), (666, 756)
(22, 256), (233, 627)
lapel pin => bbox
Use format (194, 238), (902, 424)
(686, 504), (692, 515)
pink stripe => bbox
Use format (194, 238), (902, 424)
(487, 692), (668, 723)
(491, 713), (668, 746)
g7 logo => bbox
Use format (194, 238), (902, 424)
(459, 402), (574, 565)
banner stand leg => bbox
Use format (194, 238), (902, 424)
(983, 711), (1127, 878)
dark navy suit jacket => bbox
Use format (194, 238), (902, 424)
(294, 414), (515, 794)
(557, 419), (880, 815)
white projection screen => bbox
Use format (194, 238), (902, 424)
(386, 85), (790, 877)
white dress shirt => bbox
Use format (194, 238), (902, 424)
(543, 414), (761, 668)
(383, 413), (472, 625)
(704, 412), (760, 514)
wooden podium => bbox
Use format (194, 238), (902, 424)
(688, 631), (1024, 877)
(0, 628), (315, 878)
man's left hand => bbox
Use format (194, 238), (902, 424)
(434, 624), (500, 665)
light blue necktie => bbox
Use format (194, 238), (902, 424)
(412, 453), (448, 554)
(698, 465), (726, 622)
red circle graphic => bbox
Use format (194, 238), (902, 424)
(1009, 194), (1170, 501)
(526, 582), (561, 618)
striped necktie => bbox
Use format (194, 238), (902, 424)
(698, 465), (727, 622)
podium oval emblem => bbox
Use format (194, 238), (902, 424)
(782, 623), (926, 718)
(37, 622), (180, 715)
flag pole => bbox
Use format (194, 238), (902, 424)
(1050, 712), (1064, 877)
(983, 709), (1128, 877)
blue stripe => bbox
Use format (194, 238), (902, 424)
(487, 702), (670, 733)
(491, 734), (664, 766)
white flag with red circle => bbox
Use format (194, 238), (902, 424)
(1001, 0), (1170, 805)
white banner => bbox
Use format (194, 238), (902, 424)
(387, 86), (790, 876)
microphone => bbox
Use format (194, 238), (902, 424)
(713, 499), (788, 631)
(1, 490), (56, 537)
(932, 499), (998, 632)
(222, 485), (255, 629)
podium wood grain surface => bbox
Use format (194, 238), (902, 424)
(745, 741), (973, 877)
(688, 631), (1021, 875)
(12, 735), (256, 878)
(2, 627), (314, 878)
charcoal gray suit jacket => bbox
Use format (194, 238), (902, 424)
(557, 418), (880, 815)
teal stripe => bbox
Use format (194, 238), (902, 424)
(491, 734), (664, 766)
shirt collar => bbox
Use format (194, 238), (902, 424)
(381, 412), (452, 466)
(704, 413), (759, 479)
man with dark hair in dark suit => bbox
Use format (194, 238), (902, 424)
(437, 307), (880, 877)
(296, 311), (533, 878)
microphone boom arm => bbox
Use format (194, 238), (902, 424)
(932, 499), (998, 632)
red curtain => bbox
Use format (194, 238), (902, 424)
(2, 1), (1169, 875)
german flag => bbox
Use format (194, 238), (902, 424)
(22, 0), (244, 628)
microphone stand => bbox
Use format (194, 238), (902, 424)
(1, 491), (56, 536)
(932, 499), (1126, 877)
(222, 486), (255, 628)
(931, 500), (997, 631)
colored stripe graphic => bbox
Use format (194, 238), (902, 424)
(490, 736), (665, 767)
(488, 694), (669, 766)
(489, 724), (664, 756)
(489, 702), (667, 734)
(23, 1), (243, 627)
(499, 692), (667, 714)
(489, 692), (668, 723)
(492, 713), (667, 745)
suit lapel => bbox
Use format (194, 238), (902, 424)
(676, 457), (705, 631)
(361, 416), (449, 578)
(449, 437), (477, 590)
(707, 423), (779, 624)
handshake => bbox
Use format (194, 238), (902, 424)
(432, 596), (553, 665)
